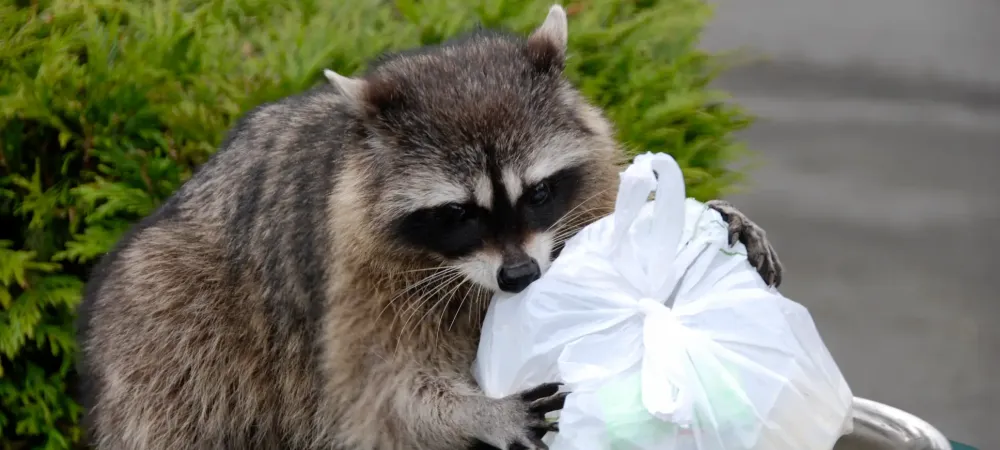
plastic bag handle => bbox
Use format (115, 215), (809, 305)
(608, 153), (688, 297)
(647, 156), (688, 297)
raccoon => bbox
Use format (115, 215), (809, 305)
(75, 5), (782, 450)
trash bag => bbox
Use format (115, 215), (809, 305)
(473, 152), (854, 450)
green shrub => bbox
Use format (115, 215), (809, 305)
(0, 0), (751, 447)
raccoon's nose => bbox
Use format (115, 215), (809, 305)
(496, 258), (541, 293)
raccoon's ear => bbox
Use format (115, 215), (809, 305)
(324, 68), (404, 118)
(359, 75), (407, 118)
(323, 69), (366, 102)
(526, 4), (568, 72)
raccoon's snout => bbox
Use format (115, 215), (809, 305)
(496, 257), (541, 293)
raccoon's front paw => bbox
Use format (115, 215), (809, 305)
(706, 199), (784, 287)
(477, 382), (566, 450)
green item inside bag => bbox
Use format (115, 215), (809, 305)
(592, 357), (760, 448)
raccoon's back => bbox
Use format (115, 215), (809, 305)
(75, 85), (353, 448)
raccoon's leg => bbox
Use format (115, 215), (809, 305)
(470, 382), (565, 450)
(463, 383), (562, 450)
(706, 199), (784, 287)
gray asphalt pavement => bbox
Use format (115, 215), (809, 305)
(699, 1), (1000, 447)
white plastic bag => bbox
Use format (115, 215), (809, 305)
(473, 152), (854, 450)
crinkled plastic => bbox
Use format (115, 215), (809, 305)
(473, 152), (854, 450)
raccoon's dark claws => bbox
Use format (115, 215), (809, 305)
(518, 382), (562, 402)
(528, 391), (568, 414)
(530, 420), (558, 434)
(706, 199), (784, 287)
(477, 382), (566, 450)
(749, 238), (783, 287)
(524, 418), (559, 444)
(509, 436), (549, 450)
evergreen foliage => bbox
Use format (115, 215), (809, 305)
(0, 0), (751, 447)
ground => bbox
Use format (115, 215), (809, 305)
(699, 0), (1000, 447)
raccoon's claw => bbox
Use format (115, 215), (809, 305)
(706, 199), (784, 287)
(517, 382), (562, 402)
(521, 382), (567, 413)
(507, 434), (549, 450)
(477, 382), (567, 450)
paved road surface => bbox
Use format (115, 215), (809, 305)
(699, 0), (1000, 447)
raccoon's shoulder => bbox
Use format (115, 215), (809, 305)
(176, 83), (359, 219)
(216, 84), (358, 160)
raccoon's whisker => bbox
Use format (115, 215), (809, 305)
(383, 268), (449, 299)
(546, 187), (613, 233)
(397, 267), (461, 299)
(553, 224), (593, 245)
(552, 235), (573, 248)
(551, 186), (612, 226)
(448, 282), (473, 332)
(469, 285), (482, 328)
(396, 266), (461, 288)
(552, 219), (595, 239)
(558, 202), (615, 223)
(395, 266), (459, 275)
(389, 271), (463, 341)
(433, 278), (467, 325)
(427, 277), (467, 344)
(552, 226), (592, 247)
(550, 208), (614, 243)
(394, 272), (462, 331)
(560, 203), (614, 222)
(396, 274), (465, 354)
(395, 271), (463, 331)
(547, 205), (614, 239)
(375, 267), (460, 325)
(471, 284), (490, 328)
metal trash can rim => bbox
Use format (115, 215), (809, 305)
(844, 396), (952, 450)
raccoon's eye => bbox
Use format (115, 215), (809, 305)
(436, 203), (472, 224)
(527, 182), (551, 206)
